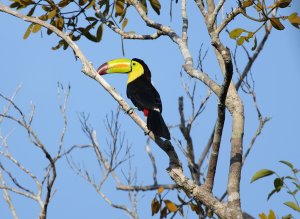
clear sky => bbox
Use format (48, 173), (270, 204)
(1, 1), (300, 218)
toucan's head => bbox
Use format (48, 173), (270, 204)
(97, 58), (151, 83)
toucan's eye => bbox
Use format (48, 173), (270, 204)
(132, 62), (136, 66)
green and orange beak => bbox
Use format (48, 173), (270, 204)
(97, 58), (132, 75)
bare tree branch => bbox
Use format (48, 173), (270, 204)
(117, 184), (178, 192)
(0, 168), (18, 219)
(145, 138), (158, 185)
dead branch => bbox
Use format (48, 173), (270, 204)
(0, 86), (71, 219)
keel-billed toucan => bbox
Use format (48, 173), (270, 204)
(97, 58), (170, 140)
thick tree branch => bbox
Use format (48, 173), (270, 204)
(194, 0), (207, 16)
(216, 7), (244, 35)
(178, 97), (200, 184)
(204, 46), (233, 192)
(181, 0), (188, 45)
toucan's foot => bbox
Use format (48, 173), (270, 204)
(126, 107), (134, 115)
(144, 130), (151, 136)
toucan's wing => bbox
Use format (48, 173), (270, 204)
(127, 77), (162, 112)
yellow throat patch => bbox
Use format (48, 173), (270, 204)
(127, 61), (144, 84)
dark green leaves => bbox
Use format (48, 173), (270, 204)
(280, 160), (294, 170)
(78, 22), (103, 42)
(253, 161), (300, 218)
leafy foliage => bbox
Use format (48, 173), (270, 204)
(252, 161), (300, 218)
(229, 0), (300, 47)
(11, 0), (162, 50)
(150, 187), (207, 218)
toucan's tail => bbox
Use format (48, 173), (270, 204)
(147, 110), (170, 140)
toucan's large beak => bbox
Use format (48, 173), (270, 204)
(97, 58), (132, 75)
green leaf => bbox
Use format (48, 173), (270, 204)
(56, 17), (64, 30)
(267, 189), (277, 200)
(151, 197), (160, 216)
(287, 189), (298, 196)
(277, 0), (291, 8)
(79, 0), (88, 6)
(190, 203), (202, 214)
(122, 18), (128, 30)
(86, 17), (97, 21)
(39, 14), (48, 21)
(282, 214), (293, 219)
(229, 28), (246, 39)
(96, 23), (104, 42)
(285, 176), (297, 181)
(251, 169), (275, 183)
(82, 31), (98, 42)
(270, 18), (285, 30)
(58, 0), (70, 8)
(10, 2), (21, 8)
(164, 200), (178, 212)
(251, 36), (257, 51)
(242, 0), (254, 8)
(292, 181), (300, 189)
(149, 0), (161, 15)
(19, 0), (34, 7)
(42, 5), (51, 11)
(284, 201), (300, 212)
(63, 40), (68, 50)
(52, 39), (64, 50)
(32, 24), (41, 33)
(259, 212), (267, 219)
(274, 177), (283, 192)
(237, 36), (245, 46)
(26, 5), (36, 16)
(268, 210), (276, 219)
(47, 10), (57, 20)
(86, 0), (95, 9)
(288, 13), (300, 29)
(23, 24), (33, 40)
(280, 160), (294, 170)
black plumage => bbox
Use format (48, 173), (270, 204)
(126, 59), (170, 140)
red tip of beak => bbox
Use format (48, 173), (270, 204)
(97, 62), (108, 75)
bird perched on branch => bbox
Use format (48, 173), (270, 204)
(97, 58), (170, 140)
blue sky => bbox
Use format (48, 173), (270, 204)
(1, 1), (300, 218)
